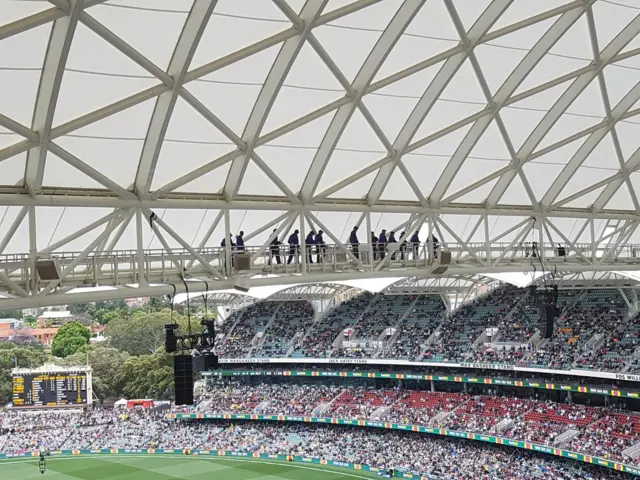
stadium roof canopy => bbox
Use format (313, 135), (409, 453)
(2, 0), (640, 309)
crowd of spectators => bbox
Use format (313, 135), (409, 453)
(254, 301), (314, 357)
(213, 287), (640, 372)
(217, 302), (281, 357)
(420, 287), (522, 363)
(0, 408), (634, 479)
(292, 293), (374, 357)
(522, 290), (630, 370)
(381, 296), (446, 360)
(185, 382), (640, 466)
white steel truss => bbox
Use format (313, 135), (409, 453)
(3, 1), (640, 310)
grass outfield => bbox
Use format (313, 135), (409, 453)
(1, 455), (381, 480)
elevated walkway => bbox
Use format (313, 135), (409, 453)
(3, 241), (640, 309)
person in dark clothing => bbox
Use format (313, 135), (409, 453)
(378, 229), (388, 260)
(410, 231), (420, 260)
(371, 231), (379, 261)
(287, 229), (300, 265)
(430, 234), (440, 260)
(305, 230), (316, 264)
(315, 230), (325, 263)
(388, 231), (397, 260)
(399, 231), (407, 261)
(221, 235), (235, 269)
(269, 229), (282, 265)
(349, 226), (359, 259)
(235, 231), (245, 251)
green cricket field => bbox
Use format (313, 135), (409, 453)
(0, 455), (381, 480)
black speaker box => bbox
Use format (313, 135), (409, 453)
(174, 355), (194, 406)
(165, 328), (177, 353)
(539, 303), (558, 339)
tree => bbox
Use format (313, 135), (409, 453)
(0, 310), (23, 319)
(113, 353), (173, 399)
(0, 342), (47, 404)
(51, 322), (91, 358)
(59, 346), (129, 400)
(105, 310), (190, 356)
(22, 315), (37, 327)
(69, 303), (91, 316)
(147, 296), (170, 312)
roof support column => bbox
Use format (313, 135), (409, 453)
(224, 209), (232, 277)
(136, 209), (147, 287)
(28, 206), (37, 295)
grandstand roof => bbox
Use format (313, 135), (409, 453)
(2, 1), (640, 308)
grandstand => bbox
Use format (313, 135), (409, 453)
(4, 1), (640, 479)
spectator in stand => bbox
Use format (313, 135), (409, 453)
(0, 404), (627, 480)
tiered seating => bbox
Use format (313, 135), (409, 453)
(205, 384), (267, 414)
(382, 296), (445, 360)
(255, 301), (314, 357)
(327, 387), (402, 419)
(255, 384), (342, 416)
(442, 396), (537, 434)
(570, 290), (629, 370)
(568, 414), (640, 462)
(214, 309), (243, 351)
(504, 421), (567, 445)
(504, 290), (627, 369)
(524, 404), (602, 428)
(293, 292), (373, 357)
(497, 300), (541, 343)
(383, 391), (461, 425)
(218, 302), (280, 357)
(423, 286), (522, 362)
(351, 295), (414, 340)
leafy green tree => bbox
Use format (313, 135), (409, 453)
(147, 296), (170, 312)
(51, 321), (91, 358)
(59, 346), (129, 400)
(113, 353), (173, 399)
(101, 310), (121, 325)
(22, 315), (37, 327)
(105, 310), (190, 356)
(69, 303), (91, 316)
(0, 342), (48, 404)
(0, 310), (23, 319)
(52, 336), (89, 358)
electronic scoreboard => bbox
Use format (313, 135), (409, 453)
(11, 366), (92, 408)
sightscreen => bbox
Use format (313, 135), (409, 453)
(12, 371), (88, 408)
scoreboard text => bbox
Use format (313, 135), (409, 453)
(12, 372), (88, 408)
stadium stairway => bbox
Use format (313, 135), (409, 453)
(372, 296), (420, 358)
(246, 303), (283, 357)
(329, 295), (377, 357)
